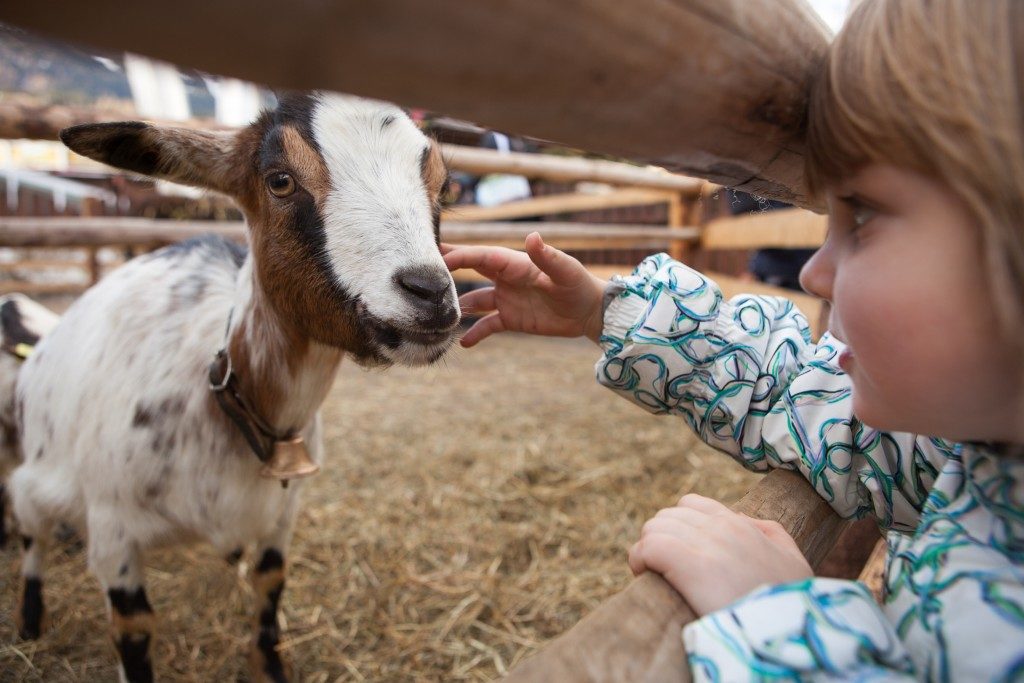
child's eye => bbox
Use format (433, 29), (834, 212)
(836, 194), (880, 236)
(851, 203), (877, 229)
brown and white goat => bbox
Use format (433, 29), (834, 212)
(9, 92), (459, 682)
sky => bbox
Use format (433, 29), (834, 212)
(807, 0), (851, 35)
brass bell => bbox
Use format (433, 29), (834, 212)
(260, 435), (320, 481)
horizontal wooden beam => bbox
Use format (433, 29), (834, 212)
(446, 222), (698, 251)
(0, 0), (829, 207)
(0, 280), (87, 296)
(443, 189), (675, 222)
(445, 222), (698, 242)
(441, 145), (702, 192)
(505, 469), (846, 682)
(0, 216), (697, 250)
(701, 208), (827, 250)
(0, 217), (245, 248)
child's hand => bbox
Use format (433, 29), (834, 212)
(442, 233), (608, 347)
(628, 494), (813, 616)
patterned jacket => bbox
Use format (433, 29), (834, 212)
(596, 254), (1024, 681)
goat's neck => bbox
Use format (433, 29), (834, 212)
(225, 258), (342, 433)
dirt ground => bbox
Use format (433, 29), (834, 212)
(0, 332), (763, 682)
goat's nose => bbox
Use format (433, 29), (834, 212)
(394, 267), (450, 306)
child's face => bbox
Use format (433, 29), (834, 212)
(799, 164), (1024, 442)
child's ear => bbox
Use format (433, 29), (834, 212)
(60, 122), (238, 196)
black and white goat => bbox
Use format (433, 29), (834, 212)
(9, 93), (459, 682)
(0, 294), (58, 545)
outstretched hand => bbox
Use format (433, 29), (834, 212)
(442, 233), (608, 347)
(628, 494), (813, 616)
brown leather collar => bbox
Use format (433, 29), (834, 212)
(207, 348), (291, 463)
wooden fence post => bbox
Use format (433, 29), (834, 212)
(81, 197), (102, 284)
(667, 193), (688, 263)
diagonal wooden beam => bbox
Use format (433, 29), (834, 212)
(0, 0), (829, 207)
(505, 469), (847, 682)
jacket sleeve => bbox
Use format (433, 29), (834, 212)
(682, 578), (917, 681)
(595, 254), (951, 530)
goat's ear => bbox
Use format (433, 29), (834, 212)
(60, 122), (238, 195)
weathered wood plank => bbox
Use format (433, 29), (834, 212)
(442, 145), (702, 192)
(0, 0), (830, 206)
(858, 539), (889, 603)
(0, 217), (246, 248)
(443, 189), (676, 222)
(702, 208), (828, 250)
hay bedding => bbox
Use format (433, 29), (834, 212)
(0, 333), (760, 681)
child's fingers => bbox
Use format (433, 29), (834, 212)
(628, 541), (646, 576)
(676, 493), (732, 516)
(439, 242), (458, 255)
(458, 287), (496, 314)
(652, 506), (709, 526)
(641, 513), (708, 540)
(629, 532), (691, 579)
(459, 311), (506, 348)
(443, 245), (519, 278)
(524, 232), (587, 286)
(749, 517), (801, 551)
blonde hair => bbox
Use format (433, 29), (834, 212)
(806, 0), (1024, 335)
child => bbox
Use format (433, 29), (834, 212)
(442, 0), (1024, 678)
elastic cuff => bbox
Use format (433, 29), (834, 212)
(600, 278), (650, 348)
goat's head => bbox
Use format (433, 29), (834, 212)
(60, 92), (460, 366)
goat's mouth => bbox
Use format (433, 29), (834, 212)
(359, 307), (459, 365)
(373, 322), (452, 348)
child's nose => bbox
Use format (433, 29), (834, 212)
(799, 245), (834, 301)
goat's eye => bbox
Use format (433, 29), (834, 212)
(266, 172), (296, 198)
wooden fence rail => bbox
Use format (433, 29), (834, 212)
(0, 0), (829, 206)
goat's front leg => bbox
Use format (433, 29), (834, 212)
(12, 486), (53, 640)
(249, 492), (303, 683)
(250, 545), (289, 683)
(89, 516), (155, 683)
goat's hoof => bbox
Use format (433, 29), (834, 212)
(249, 639), (291, 683)
(15, 580), (47, 640)
(225, 547), (244, 566)
(15, 607), (47, 640)
(17, 624), (40, 640)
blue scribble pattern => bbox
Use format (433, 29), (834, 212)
(596, 254), (1024, 681)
